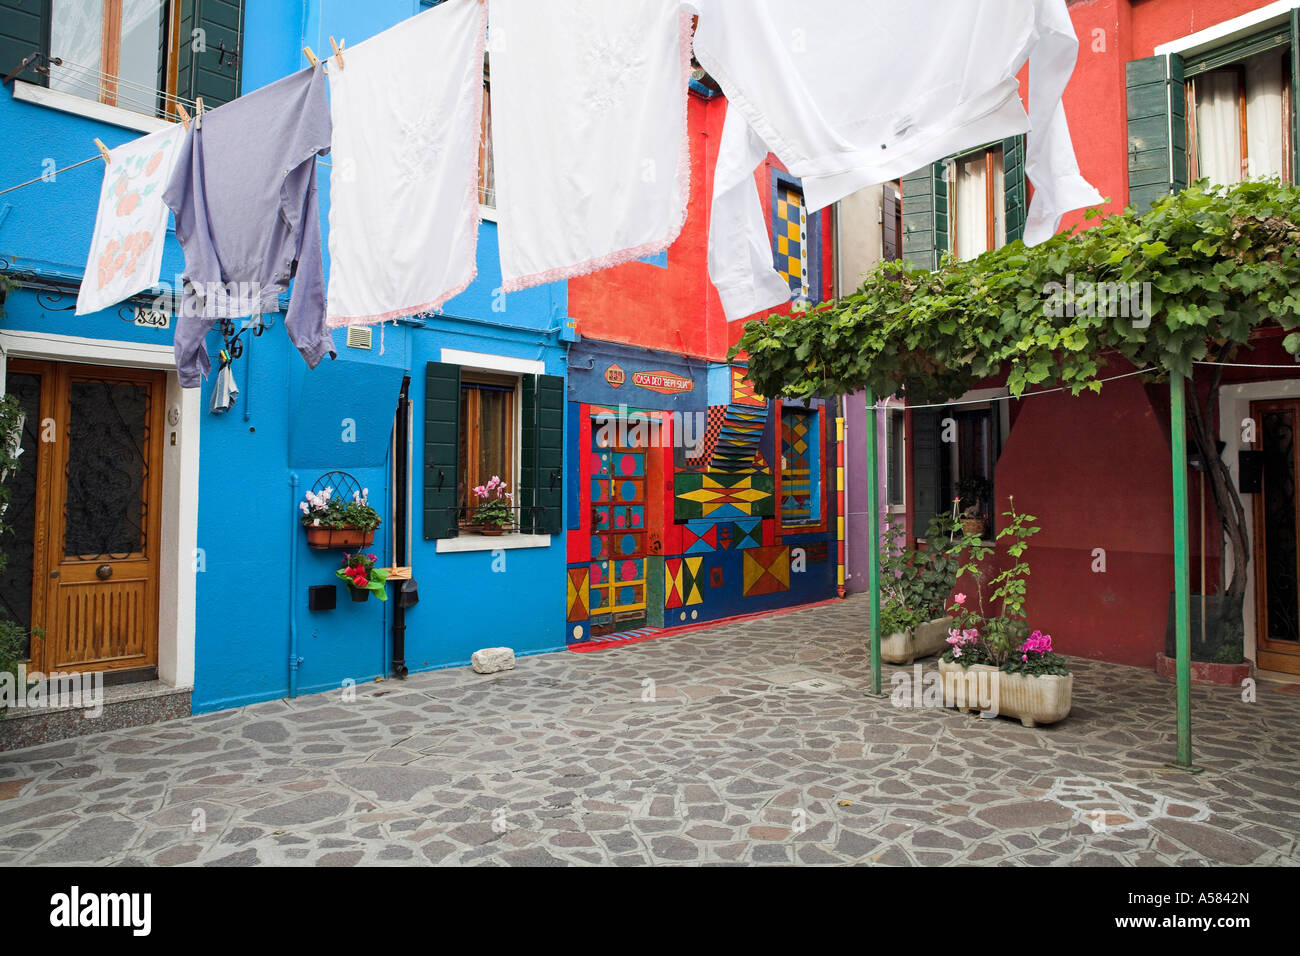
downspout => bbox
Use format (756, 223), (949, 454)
(288, 472), (302, 697)
(391, 375), (411, 679)
(831, 201), (848, 595)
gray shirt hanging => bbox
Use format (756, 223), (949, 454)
(164, 65), (336, 387)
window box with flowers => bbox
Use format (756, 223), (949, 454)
(300, 486), (382, 550)
(936, 500), (1073, 728)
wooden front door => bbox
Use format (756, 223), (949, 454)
(1251, 399), (1300, 675)
(6, 360), (165, 676)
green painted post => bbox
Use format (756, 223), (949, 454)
(1169, 372), (1195, 769)
(865, 389), (883, 697)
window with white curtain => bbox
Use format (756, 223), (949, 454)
(1191, 49), (1292, 185)
(950, 145), (1006, 261)
(49, 0), (170, 116)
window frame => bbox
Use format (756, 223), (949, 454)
(1186, 46), (1294, 185)
(884, 403), (906, 512)
(948, 143), (1006, 261)
(457, 370), (520, 520)
(774, 398), (828, 536)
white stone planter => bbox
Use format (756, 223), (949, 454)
(879, 616), (953, 665)
(937, 659), (1073, 728)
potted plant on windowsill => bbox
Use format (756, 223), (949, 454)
(469, 476), (515, 535)
(300, 486), (382, 550)
(337, 552), (389, 602)
(937, 498), (1073, 727)
(955, 476), (992, 539)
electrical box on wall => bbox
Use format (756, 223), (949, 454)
(308, 585), (337, 611)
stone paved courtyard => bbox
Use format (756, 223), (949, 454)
(1, 594), (1298, 866)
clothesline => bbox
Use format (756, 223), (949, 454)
(51, 57), (199, 111)
(884, 366), (1157, 411)
(0, 154), (102, 196)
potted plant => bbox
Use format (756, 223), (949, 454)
(955, 476), (992, 538)
(937, 498), (1073, 727)
(877, 514), (967, 664)
(469, 476), (515, 535)
(300, 486), (382, 550)
(336, 552), (389, 602)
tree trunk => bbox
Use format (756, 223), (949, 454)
(1184, 364), (1250, 600)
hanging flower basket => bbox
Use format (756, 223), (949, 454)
(347, 583), (371, 602)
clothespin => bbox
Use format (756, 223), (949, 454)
(303, 46), (320, 68)
(194, 96), (204, 130)
(175, 102), (190, 130)
(93, 138), (111, 165)
(330, 36), (344, 70)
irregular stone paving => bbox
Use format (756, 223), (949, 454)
(1, 594), (1298, 866)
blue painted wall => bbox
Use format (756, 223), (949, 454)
(0, 0), (569, 712)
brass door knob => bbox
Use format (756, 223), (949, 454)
(95, 564), (113, 580)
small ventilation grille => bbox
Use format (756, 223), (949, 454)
(346, 326), (372, 350)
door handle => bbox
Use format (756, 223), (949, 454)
(95, 564), (113, 580)
(48, 570), (59, 579)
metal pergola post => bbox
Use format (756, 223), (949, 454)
(1169, 371), (1198, 771)
(865, 389), (883, 697)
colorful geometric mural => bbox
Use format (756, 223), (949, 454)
(665, 556), (704, 608)
(711, 404), (768, 471)
(774, 184), (809, 299)
(780, 408), (815, 523)
(742, 546), (791, 597)
(590, 417), (647, 631)
(685, 405), (727, 468)
(683, 517), (763, 553)
(566, 566), (590, 622)
(730, 366), (765, 407)
(674, 471), (774, 520)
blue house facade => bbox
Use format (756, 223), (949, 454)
(0, 0), (569, 714)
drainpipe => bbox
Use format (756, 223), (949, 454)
(288, 472), (303, 697)
(390, 376), (411, 678)
(242, 324), (253, 422)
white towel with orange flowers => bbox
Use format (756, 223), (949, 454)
(75, 123), (185, 315)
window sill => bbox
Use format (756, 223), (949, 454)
(479, 204), (497, 223)
(11, 81), (174, 134)
(435, 532), (550, 553)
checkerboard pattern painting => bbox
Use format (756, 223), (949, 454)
(774, 185), (808, 299)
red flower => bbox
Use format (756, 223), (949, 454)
(367, 553), (376, 562)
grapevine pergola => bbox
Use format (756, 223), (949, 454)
(734, 179), (1300, 769)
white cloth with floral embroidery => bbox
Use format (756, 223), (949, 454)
(75, 123), (185, 315)
(489, 0), (693, 292)
(325, 0), (486, 326)
(692, 0), (1103, 320)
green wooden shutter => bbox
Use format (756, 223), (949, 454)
(423, 361), (461, 540)
(1292, 10), (1299, 185)
(520, 374), (564, 535)
(175, 0), (243, 108)
(1002, 135), (1026, 244)
(901, 163), (949, 270)
(910, 410), (942, 539)
(1126, 54), (1187, 213)
(0, 0), (49, 87)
